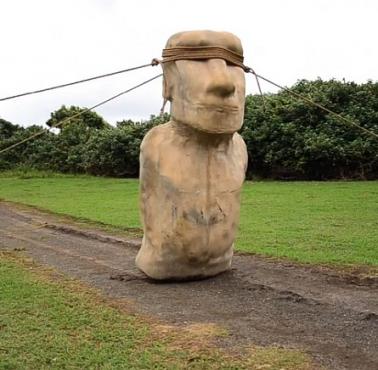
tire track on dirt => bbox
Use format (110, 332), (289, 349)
(0, 202), (377, 370)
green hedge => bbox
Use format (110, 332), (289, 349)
(242, 79), (378, 179)
(1, 79), (377, 179)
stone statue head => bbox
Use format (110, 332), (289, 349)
(162, 30), (246, 134)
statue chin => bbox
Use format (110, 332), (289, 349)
(171, 105), (244, 135)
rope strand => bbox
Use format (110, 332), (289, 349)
(0, 73), (163, 155)
(245, 68), (378, 140)
(246, 67), (266, 110)
(0, 62), (156, 102)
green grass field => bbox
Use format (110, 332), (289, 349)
(0, 252), (313, 369)
(0, 171), (377, 266)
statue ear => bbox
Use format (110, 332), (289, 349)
(162, 64), (174, 102)
(162, 76), (170, 101)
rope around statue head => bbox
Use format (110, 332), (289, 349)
(152, 44), (256, 114)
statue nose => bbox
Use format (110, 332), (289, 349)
(205, 59), (236, 97)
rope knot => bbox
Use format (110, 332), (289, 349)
(244, 66), (254, 74)
(151, 58), (161, 66)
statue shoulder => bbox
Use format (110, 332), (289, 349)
(233, 132), (247, 151)
(233, 132), (248, 170)
(140, 122), (172, 161)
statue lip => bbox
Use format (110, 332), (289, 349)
(196, 104), (239, 113)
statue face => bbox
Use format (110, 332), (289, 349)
(163, 31), (246, 134)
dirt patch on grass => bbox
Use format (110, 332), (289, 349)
(0, 201), (377, 370)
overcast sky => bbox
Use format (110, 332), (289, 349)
(1, 0), (377, 127)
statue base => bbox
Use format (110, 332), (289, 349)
(135, 237), (233, 280)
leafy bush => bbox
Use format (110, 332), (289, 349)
(1, 80), (377, 179)
(241, 79), (378, 179)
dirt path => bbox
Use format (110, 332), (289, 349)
(0, 201), (377, 370)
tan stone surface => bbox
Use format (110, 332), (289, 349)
(135, 30), (248, 280)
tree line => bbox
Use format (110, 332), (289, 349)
(1, 79), (377, 179)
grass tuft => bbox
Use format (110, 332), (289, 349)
(0, 252), (315, 369)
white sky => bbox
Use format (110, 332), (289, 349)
(0, 0), (377, 127)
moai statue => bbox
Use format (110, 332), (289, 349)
(135, 30), (248, 280)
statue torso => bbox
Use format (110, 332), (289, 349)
(139, 122), (247, 267)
